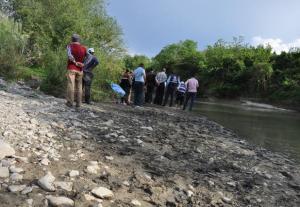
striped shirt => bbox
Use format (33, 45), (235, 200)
(178, 82), (186, 93)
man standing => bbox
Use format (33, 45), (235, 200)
(154, 68), (167, 105)
(183, 74), (199, 111)
(82, 48), (99, 104)
(163, 71), (180, 107)
(66, 34), (87, 108)
(145, 69), (156, 104)
(133, 63), (146, 106)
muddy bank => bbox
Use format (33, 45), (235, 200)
(0, 79), (300, 207)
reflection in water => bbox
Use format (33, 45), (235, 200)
(195, 101), (300, 161)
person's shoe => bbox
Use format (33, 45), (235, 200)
(65, 102), (73, 108)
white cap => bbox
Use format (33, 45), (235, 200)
(88, 48), (95, 53)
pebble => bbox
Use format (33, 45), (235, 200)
(91, 187), (114, 199)
(54, 181), (73, 192)
(105, 156), (114, 161)
(10, 173), (23, 181)
(21, 186), (33, 194)
(9, 166), (24, 173)
(8, 185), (26, 192)
(0, 167), (9, 178)
(131, 199), (142, 206)
(40, 158), (50, 166)
(37, 172), (56, 192)
(0, 140), (15, 159)
(69, 170), (79, 177)
(46, 196), (74, 207)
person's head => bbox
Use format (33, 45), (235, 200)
(139, 63), (145, 68)
(125, 69), (129, 73)
(88, 48), (95, 54)
(162, 68), (166, 72)
(180, 81), (184, 85)
(71, 34), (80, 42)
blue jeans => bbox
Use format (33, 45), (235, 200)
(133, 81), (144, 106)
(183, 92), (196, 111)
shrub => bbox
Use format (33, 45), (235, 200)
(0, 17), (26, 79)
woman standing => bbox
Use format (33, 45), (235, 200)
(119, 69), (132, 105)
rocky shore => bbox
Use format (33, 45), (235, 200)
(0, 79), (300, 207)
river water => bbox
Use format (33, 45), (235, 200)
(195, 100), (300, 161)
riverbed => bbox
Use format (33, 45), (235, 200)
(195, 100), (300, 162)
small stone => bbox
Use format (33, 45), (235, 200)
(9, 166), (24, 173)
(0, 140), (15, 159)
(222, 196), (232, 203)
(40, 158), (50, 166)
(91, 187), (114, 199)
(69, 170), (79, 177)
(227, 181), (236, 187)
(46, 196), (74, 207)
(54, 181), (73, 192)
(105, 156), (114, 161)
(26, 199), (33, 206)
(187, 190), (194, 197)
(10, 173), (23, 181)
(86, 165), (100, 174)
(8, 185), (26, 192)
(21, 186), (33, 194)
(131, 199), (142, 206)
(0, 167), (9, 178)
(37, 172), (56, 192)
(122, 181), (130, 186)
(141, 126), (153, 131)
(84, 194), (103, 203)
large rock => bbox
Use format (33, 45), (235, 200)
(91, 187), (114, 199)
(37, 172), (56, 192)
(0, 140), (15, 159)
(46, 196), (74, 207)
(0, 167), (9, 178)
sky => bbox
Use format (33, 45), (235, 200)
(107, 0), (300, 57)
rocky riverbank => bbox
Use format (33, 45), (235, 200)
(0, 79), (300, 207)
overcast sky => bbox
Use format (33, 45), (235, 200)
(107, 0), (300, 57)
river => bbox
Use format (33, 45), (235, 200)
(195, 100), (300, 162)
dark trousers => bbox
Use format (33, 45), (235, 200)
(82, 72), (93, 104)
(133, 81), (144, 106)
(145, 85), (155, 103)
(121, 86), (131, 104)
(183, 92), (196, 111)
(154, 83), (165, 105)
(175, 91), (185, 106)
(163, 83), (177, 107)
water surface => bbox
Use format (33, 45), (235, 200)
(195, 100), (300, 161)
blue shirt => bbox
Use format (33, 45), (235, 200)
(133, 67), (146, 82)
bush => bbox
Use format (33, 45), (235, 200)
(40, 49), (67, 97)
(212, 83), (241, 98)
(0, 17), (26, 79)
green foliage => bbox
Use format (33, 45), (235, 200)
(123, 55), (151, 71)
(0, 16), (26, 79)
(4, 0), (125, 98)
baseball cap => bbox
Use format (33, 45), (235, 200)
(88, 48), (95, 53)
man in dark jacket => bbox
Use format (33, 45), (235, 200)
(145, 69), (156, 104)
(163, 71), (180, 107)
(82, 48), (99, 104)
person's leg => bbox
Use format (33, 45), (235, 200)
(183, 92), (191, 110)
(179, 93), (184, 106)
(66, 70), (76, 106)
(169, 84), (176, 107)
(189, 92), (196, 111)
(163, 86), (170, 106)
(149, 86), (154, 103)
(133, 83), (138, 106)
(75, 71), (83, 107)
(135, 82), (143, 106)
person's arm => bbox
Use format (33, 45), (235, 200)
(67, 45), (75, 63)
(143, 70), (146, 81)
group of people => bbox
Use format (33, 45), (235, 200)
(65, 34), (99, 108)
(65, 33), (199, 111)
(119, 64), (199, 111)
